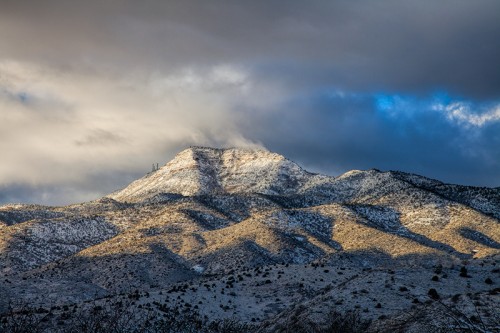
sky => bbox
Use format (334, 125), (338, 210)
(1, 0), (500, 205)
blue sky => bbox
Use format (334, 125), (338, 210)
(0, 0), (499, 205)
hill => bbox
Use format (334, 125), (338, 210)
(1, 147), (498, 332)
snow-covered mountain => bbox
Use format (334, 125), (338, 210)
(108, 147), (332, 201)
(1, 147), (499, 332)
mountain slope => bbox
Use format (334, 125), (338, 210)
(108, 147), (332, 202)
(1, 146), (499, 332)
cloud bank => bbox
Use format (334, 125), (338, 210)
(1, 0), (499, 204)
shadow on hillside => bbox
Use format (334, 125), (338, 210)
(191, 148), (225, 194)
(260, 193), (336, 209)
(281, 209), (342, 252)
(0, 207), (66, 226)
(194, 195), (256, 222)
(196, 239), (279, 271)
(182, 208), (233, 230)
(2, 239), (493, 319)
(459, 227), (500, 249)
(195, 237), (332, 272)
(327, 248), (462, 269)
(347, 204), (472, 260)
(1, 241), (195, 312)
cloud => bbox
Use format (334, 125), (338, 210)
(2, 0), (499, 97)
(74, 129), (126, 147)
(440, 102), (500, 127)
(0, 0), (499, 204)
(0, 60), (263, 200)
(237, 90), (500, 187)
(373, 92), (500, 128)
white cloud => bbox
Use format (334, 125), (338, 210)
(210, 65), (248, 87)
(0, 60), (267, 193)
(373, 92), (500, 128)
(149, 64), (250, 95)
(432, 101), (500, 127)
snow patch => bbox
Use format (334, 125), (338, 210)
(192, 265), (205, 273)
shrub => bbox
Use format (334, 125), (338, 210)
(428, 288), (440, 300)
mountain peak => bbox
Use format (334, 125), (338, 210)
(108, 147), (321, 202)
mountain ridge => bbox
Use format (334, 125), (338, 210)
(1, 146), (499, 332)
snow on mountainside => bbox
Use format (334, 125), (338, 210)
(2, 216), (118, 273)
(108, 147), (332, 202)
(1, 146), (499, 332)
(0, 204), (66, 226)
(392, 170), (500, 219)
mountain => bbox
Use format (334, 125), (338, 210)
(1, 147), (499, 332)
(108, 147), (331, 201)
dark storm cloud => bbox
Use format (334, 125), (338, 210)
(238, 92), (500, 187)
(2, 0), (499, 97)
(0, 0), (499, 204)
